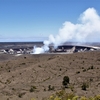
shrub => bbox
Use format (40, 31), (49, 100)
(38, 65), (41, 68)
(83, 69), (86, 72)
(80, 96), (88, 100)
(30, 98), (36, 100)
(63, 76), (69, 83)
(94, 95), (100, 100)
(76, 71), (80, 74)
(24, 57), (26, 59)
(18, 93), (25, 98)
(62, 76), (70, 88)
(82, 67), (84, 69)
(29, 86), (36, 92)
(59, 68), (62, 71)
(21, 63), (26, 65)
(69, 84), (74, 91)
(48, 85), (54, 91)
(90, 65), (94, 69)
(81, 82), (89, 91)
(18, 93), (22, 98)
(51, 90), (75, 100)
(90, 78), (93, 82)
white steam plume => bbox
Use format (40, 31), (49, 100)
(33, 45), (49, 54)
(34, 8), (100, 54)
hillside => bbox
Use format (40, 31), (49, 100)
(0, 51), (100, 100)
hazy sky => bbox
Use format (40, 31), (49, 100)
(0, 0), (100, 42)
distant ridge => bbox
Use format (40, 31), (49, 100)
(0, 41), (43, 45)
(0, 42), (44, 50)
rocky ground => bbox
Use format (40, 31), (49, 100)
(0, 51), (100, 100)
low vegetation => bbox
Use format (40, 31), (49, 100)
(30, 90), (100, 100)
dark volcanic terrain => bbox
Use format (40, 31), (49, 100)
(0, 51), (100, 100)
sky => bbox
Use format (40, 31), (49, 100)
(0, 0), (100, 42)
